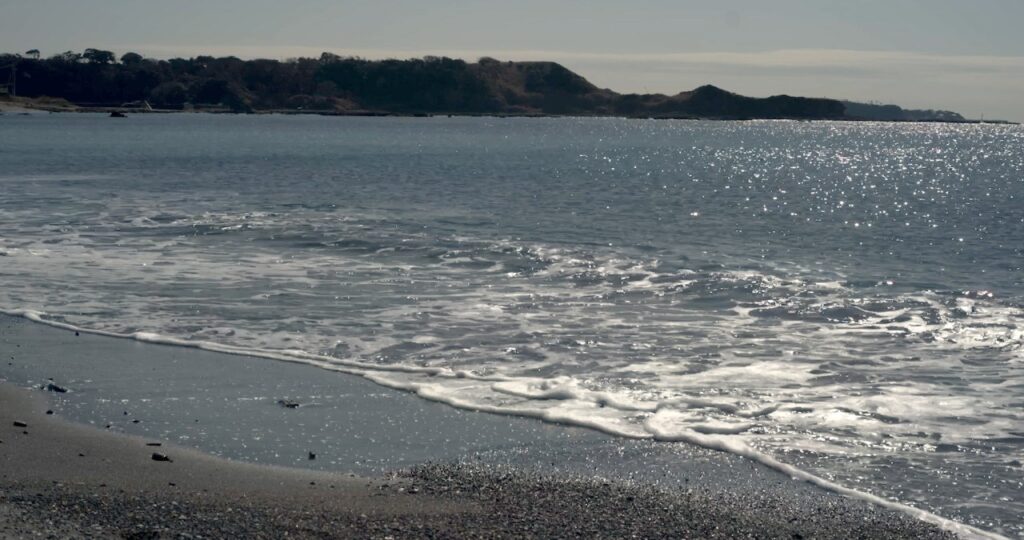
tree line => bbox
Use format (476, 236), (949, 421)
(1, 48), (854, 119)
(1, 48), (612, 114)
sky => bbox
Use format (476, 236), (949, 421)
(2, 0), (1022, 121)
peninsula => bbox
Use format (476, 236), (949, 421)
(0, 50), (986, 121)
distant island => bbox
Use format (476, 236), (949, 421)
(0, 49), (1008, 122)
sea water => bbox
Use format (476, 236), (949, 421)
(0, 114), (1021, 537)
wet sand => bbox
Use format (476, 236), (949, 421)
(0, 315), (958, 538)
(0, 384), (480, 537)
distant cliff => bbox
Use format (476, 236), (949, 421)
(0, 50), (958, 121)
(841, 101), (966, 122)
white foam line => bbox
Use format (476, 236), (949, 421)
(367, 374), (1007, 539)
(491, 382), (660, 412)
(642, 423), (1003, 540)
(5, 308), (453, 378)
(1, 308), (1006, 540)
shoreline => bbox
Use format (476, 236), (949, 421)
(0, 383), (958, 539)
(0, 310), (1008, 539)
(1, 98), (1016, 124)
(0, 313), (971, 538)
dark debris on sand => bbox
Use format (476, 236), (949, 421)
(0, 464), (956, 539)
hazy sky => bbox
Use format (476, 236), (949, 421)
(2, 0), (1022, 120)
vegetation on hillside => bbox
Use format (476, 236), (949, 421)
(841, 101), (965, 122)
(0, 49), (964, 121)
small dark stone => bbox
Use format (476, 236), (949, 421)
(132, 419), (140, 424)
(308, 451), (316, 460)
(109, 111), (127, 118)
(146, 442), (162, 447)
(75, 331), (80, 336)
(277, 399), (300, 409)
(13, 420), (27, 428)
(45, 382), (68, 393)
(79, 453), (85, 457)
(151, 452), (172, 462)
(45, 410), (53, 415)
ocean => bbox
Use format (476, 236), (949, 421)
(1, 113), (1021, 536)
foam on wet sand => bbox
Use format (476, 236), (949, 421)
(0, 316), (961, 538)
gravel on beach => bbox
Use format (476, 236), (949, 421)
(1, 462), (958, 540)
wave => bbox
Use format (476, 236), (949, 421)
(1, 204), (1021, 538)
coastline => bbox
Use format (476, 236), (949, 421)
(0, 382), (959, 539)
(2, 97), (1016, 124)
(0, 314), (965, 538)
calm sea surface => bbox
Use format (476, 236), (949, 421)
(1, 114), (1022, 536)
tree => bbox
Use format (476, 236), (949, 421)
(148, 82), (188, 109)
(120, 52), (144, 65)
(83, 48), (116, 64)
(52, 51), (82, 63)
(319, 52), (342, 64)
(314, 80), (338, 97)
(191, 79), (229, 104)
(25, 49), (40, 59)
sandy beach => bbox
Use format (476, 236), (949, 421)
(0, 382), (958, 539)
(0, 96), (78, 114)
(0, 315), (960, 538)
(0, 384), (481, 538)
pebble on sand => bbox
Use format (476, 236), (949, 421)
(45, 383), (68, 393)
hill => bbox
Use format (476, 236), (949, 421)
(0, 50), (967, 121)
(841, 101), (966, 122)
